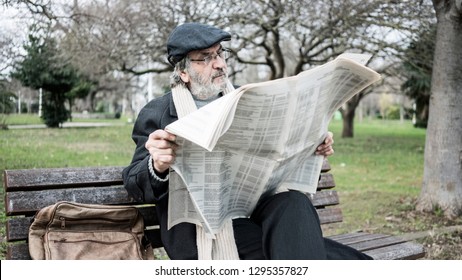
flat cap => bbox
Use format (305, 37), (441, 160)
(167, 23), (231, 66)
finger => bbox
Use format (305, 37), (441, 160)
(316, 143), (331, 151)
(146, 131), (178, 151)
(151, 138), (178, 150)
(147, 145), (176, 156)
(325, 148), (334, 156)
(325, 132), (334, 145)
(151, 129), (176, 142)
(316, 146), (334, 156)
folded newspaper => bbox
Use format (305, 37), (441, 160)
(165, 53), (381, 236)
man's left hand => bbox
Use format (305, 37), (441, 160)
(315, 131), (334, 157)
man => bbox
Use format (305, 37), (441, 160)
(123, 22), (371, 260)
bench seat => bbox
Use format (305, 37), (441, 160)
(2, 160), (425, 260)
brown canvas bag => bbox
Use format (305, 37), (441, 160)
(28, 201), (154, 260)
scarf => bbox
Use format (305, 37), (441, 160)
(170, 80), (240, 260)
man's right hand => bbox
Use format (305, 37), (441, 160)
(145, 129), (177, 173)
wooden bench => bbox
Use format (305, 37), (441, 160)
(2, 160), (425, 260)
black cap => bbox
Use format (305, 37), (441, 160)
(167, 23), (231, 66)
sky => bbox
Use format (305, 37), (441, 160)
(0, 5), (30, 75)
(0, 5), (28, 37)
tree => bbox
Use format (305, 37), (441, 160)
(416, 0), (462, 218)
(0, 78), (16, 128)
(0, 76), (15, 128)
(222, 0), (434, 137)
(334, 1), (434, 137)
(6, 0), (435, 136)
(12, 28), (91, 127)
(401, 25), (435, 128)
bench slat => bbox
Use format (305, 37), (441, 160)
(317, 208), (343, 224)
(6, 243), (31, 260)
(321, 159), (331, 172)
(4, 161), (332, 192)
(6, 207), (342, 243)
(363, 241), (426, 260)
(346, 235), (409, 251)
(328, 231), (372, 241)
(309, 190), (339, 207)
(6, 186), (338, 216)
(3, 166), (124, 191)
(329, 232), (388, 244)
(328, 232), (425, 260)
(317, 173), (335, 190)
(5, 185), (133, 215)
(3, 171), (334, 192)
(5, 217), (33, 242)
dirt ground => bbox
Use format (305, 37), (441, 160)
(390, 207), (462, 260)
(422, 229), (462, 260)
(321, 195), (462, 260)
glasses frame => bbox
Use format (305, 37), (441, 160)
(188, 48), (231, 65)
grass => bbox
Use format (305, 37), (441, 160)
(1, 116), (134, 170)
(2, 113), (45, 125)
(324, 119), (427, 235)
(1, 114), (461, 259)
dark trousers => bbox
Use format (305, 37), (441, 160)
(233, 191), (373, 260)
(160, 191), (372, 260)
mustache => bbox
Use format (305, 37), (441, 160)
(212, 70), (226, 79)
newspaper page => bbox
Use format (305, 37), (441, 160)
(165, 54), (381, 236)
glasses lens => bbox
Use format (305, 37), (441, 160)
(190, 49), (230, 65)
(221, 50), (230, 60)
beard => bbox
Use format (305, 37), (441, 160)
(188, 68), (228, 100)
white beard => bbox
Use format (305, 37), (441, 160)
(188, 69), (228, 100)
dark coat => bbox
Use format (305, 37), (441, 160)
(122, 92), (198, 259)
(122, 91), (373, 261)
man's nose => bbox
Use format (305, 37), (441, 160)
(212, 55), (226, 68)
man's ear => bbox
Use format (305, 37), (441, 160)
(179, 70), (190, 84)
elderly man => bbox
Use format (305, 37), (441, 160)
(123, 23), (371, 260)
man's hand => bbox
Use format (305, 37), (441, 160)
(145, 129), (177, 173)
(315, 131), (334, 157)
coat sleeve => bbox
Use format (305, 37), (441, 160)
(122, 98), (171, 203)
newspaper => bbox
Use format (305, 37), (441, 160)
(165, 53), (381, 236)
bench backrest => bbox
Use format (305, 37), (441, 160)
(2, 159), (341, 260)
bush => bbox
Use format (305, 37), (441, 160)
(387, 105), (401, 120)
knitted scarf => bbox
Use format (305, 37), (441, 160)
(170, 80), (240, 260)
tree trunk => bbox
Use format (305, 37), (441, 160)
(417, 0), (462, 218)
(342, 107), (355, 138)
(340, 94), (362, 138)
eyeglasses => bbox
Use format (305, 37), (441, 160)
(189, 48), (231, 65)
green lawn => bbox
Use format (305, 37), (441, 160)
(0, 114), (431, 258)
(0, 121), (134, 170)
(325, 119), (427, 235)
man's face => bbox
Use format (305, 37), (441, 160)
(180, 44), (229, 100)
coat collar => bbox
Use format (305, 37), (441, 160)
(168, 92), (178, 118)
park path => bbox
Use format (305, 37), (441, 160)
(7, 122), (126, 129)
